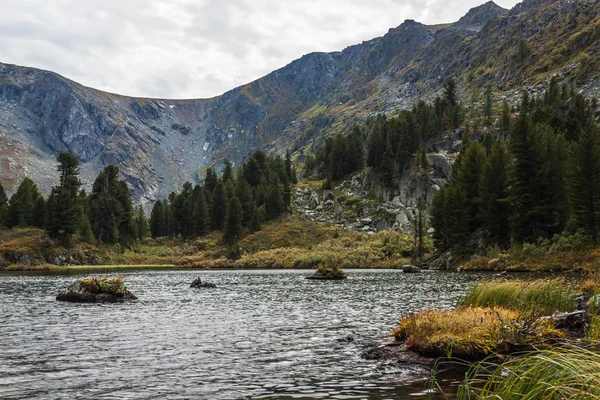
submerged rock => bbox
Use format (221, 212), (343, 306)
(306, 273), (347, 281)
(190, 277), (217, 288)
(56, 278), (137, 303)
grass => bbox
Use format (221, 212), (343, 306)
(79, 276), (126, 295)
(394, 278), (587, 358)
(457, 346), (600, 400)
(461, 278), (577, 315)
(394, 307), (563, 358)
(0, 216), (418, 271)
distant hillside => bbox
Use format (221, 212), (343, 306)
(0, 0), (598, 206)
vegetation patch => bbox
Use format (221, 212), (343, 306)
(79, 276), (126, 295)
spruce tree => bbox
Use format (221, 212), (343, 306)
(234, 178), (254, 226)
(266, 186), (284, 220)
(483, 86), (493, 122)
(46, 152), (82, 246)
(222, 160), (234, 183)
(150, 201), (167, 238)
(134, 205), (148, 240)
(478, 141), (511, 245)
(249, 206), (262, 233)
(501, 100), (511, 134)
(7, 178), (42, 228)
(453, 141), (487, 231)
(193, 188), (210, 236)
(211, 182), (227, 231)
(223, 196), (243, 245)
(0, 182), (7, 228)
(567, 121), (600, 243)
(204, 168), (218, 194)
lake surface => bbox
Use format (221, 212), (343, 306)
(0, 269), (487, 399)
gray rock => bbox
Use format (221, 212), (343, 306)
(190, 277), (217, 289)
(56, 280), (137, 303)
(360, 217), (373, 226)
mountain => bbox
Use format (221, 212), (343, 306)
(0, 0), (599, 206)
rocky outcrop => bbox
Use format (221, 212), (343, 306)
(190, 277), (216, 289)
(56, 279), (137, 303)
(402, 265), (422, 273)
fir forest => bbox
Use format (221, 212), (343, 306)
(2, 0), (600, 399)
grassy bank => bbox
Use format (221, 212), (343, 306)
(1, 216), (424, 271)
(394, 278), (598, 359)
(460, 233), (600, 272)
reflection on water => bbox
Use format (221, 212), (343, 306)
(0, 269), (485, 399)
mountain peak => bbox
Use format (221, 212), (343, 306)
(452, 1), (508, 32)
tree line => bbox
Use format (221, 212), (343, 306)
(149, 150), (296, 256)
(0, 150), (297, 254)
(431, 78), (600, 248)
(0, 153), (141, 247)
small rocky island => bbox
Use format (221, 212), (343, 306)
(56, 277), (137, 303)
(190, 277), (216, 288)
(306, 261), (347, 280)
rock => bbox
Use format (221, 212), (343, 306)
(190, 277), (217, 288)
(336, 335), (355, 343)
(402, 265), (422, 273)
(427, 228), (435, 234)
(56, 279), (137, 303)
(360, 217), (373, 226)
(427, 153), (453, 180)
(15, 254), (31, 266)
(552, 310), (589, 332)
(48, 253), (67, 266)
(323, 190), (337, 203)
(308, 191), (320, 209)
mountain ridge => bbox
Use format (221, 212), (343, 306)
(1, 0), (599, 206)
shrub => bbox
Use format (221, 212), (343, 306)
(79, 276), (126, 295)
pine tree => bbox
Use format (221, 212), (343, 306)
(150, 201), (167, 238)
(79, 213), (94, 243)
(453, 141), (487, 230)
(478, 141), (511, 245)
(204, 168), (218, 195)
(7, 178), (42, 228)
(443, 78), (458, 107)
(249, 206), (262, 233)
(211, 182), (227, 231)
(379, 143), (395, 186)
(0, 182), (7, 228)
(46, 152), (82, 246)
(223, 196), (243, 245)
(134, 205), (149, 240)
(567, 121), (600, 242)
(193, 188), (210, 236)
(234, 178), (254, 226)
(430, 188), (447, 249)
(266, 186), (285, 220)
(222, 160), (234, 183)
(508, 115), (537, 243)
(244, 157), (262, 187)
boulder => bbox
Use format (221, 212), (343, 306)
(360, 217), (373, 226)
(190, 277), (217, 289)
(402, 265), (422, 273)
(308, 191), (320, 209)
(323, 190), (337, 203)
(56, 278), (137, 303)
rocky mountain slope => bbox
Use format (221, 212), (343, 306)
(0, 0), (599, 207)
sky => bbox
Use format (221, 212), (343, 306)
(0, 0), (520, 99)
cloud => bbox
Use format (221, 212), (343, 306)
(0, 0), (520, 99)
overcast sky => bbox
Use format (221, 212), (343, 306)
(1, 0), (520, 99)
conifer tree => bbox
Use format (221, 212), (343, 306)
(150, 200), (167, 238)
(249, 205), (261, 233)
(7, 178), (42, 228)
(193, 188), (210, 236)
(0, 182), (7, 228)
(478, 141), (511, 245)
(234, 178), (254, 226)
(222, 160), (234, 183)
(204, 168), (218, 195)
(453, 141), (487, 230)
(134, 205), (149, 240)
(483, 86), (493, 122)
(567, 122), (600, 243)
(211, 182), (227, 231)
(266, 186), (285, 220)
(46, 152), (82, 246)
(223, 196), (243, 245)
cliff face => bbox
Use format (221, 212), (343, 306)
(0, 0), (599, 205)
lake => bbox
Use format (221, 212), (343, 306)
(0, 269), (487, 399)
